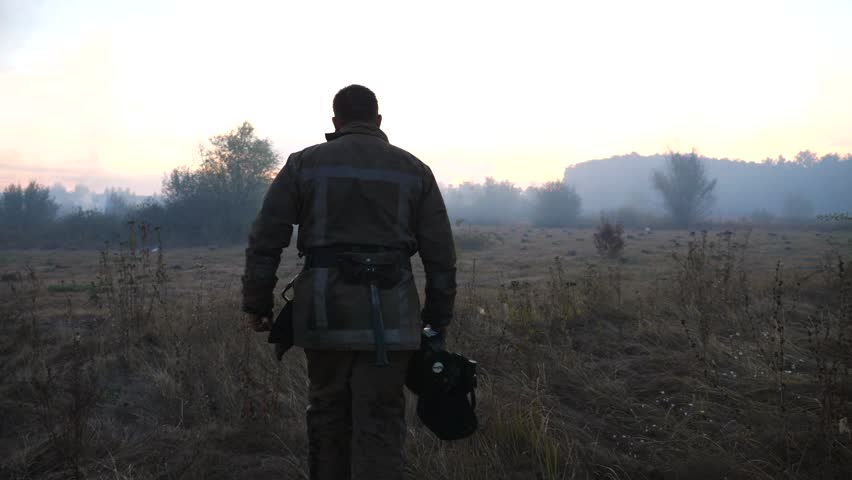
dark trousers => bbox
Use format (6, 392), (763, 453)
(305, 350), (413, 480)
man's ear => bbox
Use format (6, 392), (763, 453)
(376, 114), (382, 128)
(332, 117), (341, 131)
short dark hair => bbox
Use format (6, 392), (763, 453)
(333, 85), (379, 125)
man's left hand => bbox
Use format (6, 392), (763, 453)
(245, 313), (272, 332)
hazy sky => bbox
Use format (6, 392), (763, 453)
(1, 0), (851, 194)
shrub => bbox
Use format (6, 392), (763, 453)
(593, 218), (624, 259)
(530, 181), (582, 227)
(443, 178), (529, 225)
(53, 208), (124, 247)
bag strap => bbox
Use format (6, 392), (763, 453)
(280, 274), (298, 301)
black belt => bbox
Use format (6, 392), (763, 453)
(303, 246), (412, 270)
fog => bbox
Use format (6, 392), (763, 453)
(565, 151), (852, 220)
(436, 150), (852, 226)
(48, 184), (153, 215)
(2, 144), (850, 249)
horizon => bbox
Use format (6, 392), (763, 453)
(2, 0), (852, 195)
(10, 148), (851, 198)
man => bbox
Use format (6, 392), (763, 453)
(241, 84), (457, 479)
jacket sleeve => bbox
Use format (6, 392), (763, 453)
(242, 154), (301, 316)
(415, 166), (457, 328)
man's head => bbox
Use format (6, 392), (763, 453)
(332, 84), (381, 130)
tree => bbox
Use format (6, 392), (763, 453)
(163, 122), (280, 242)
(442, 178), (529, 225)
(651, 151), (717, 227)
(531, 181), (582, 227)
(1, 184), (25, 227)
(104, 187), (135, 217)
(472, 178), (525, 225)
(0, 181), (58, 231)
(794, 150), (818, 167)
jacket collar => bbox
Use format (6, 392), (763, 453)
(325, 121), (389, 142)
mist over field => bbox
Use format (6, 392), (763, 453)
(567, 152), (852, 217)
(29, 151), (852, 221)
(442, 150), (852, 226)
(4, 144), (848, 250)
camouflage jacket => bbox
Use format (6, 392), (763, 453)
(241, 122), (456, 350)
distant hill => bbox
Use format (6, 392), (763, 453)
(563, 152), (852, 218)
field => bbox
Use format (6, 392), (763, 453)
(1, 225), (851, 479)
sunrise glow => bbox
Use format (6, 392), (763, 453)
(2, 0), (851, 193)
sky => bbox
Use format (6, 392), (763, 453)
(1, 0), (851, 194)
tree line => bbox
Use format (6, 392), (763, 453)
(1, 122), (277, 248)
(566, 150), (852, 220)
(1, 122), (846, 249)
(442, 178), (582, 227)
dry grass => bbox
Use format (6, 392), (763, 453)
(1, 225), (851, 479)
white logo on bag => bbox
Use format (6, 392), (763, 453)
(432, 362), (444, 374)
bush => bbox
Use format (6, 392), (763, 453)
(530, 181), (582, 227)
(443, 178), (529, 225)
(593, 218), (625, 259)
(53, 208), (125, 247)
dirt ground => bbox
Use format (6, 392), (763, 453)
(1, 225), (850, 479)
(3, 225), (846, 299)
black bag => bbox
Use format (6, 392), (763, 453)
(268, 276), (297, 361)
(416, 382), (478, 441)
(406, 329), (478, 441)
